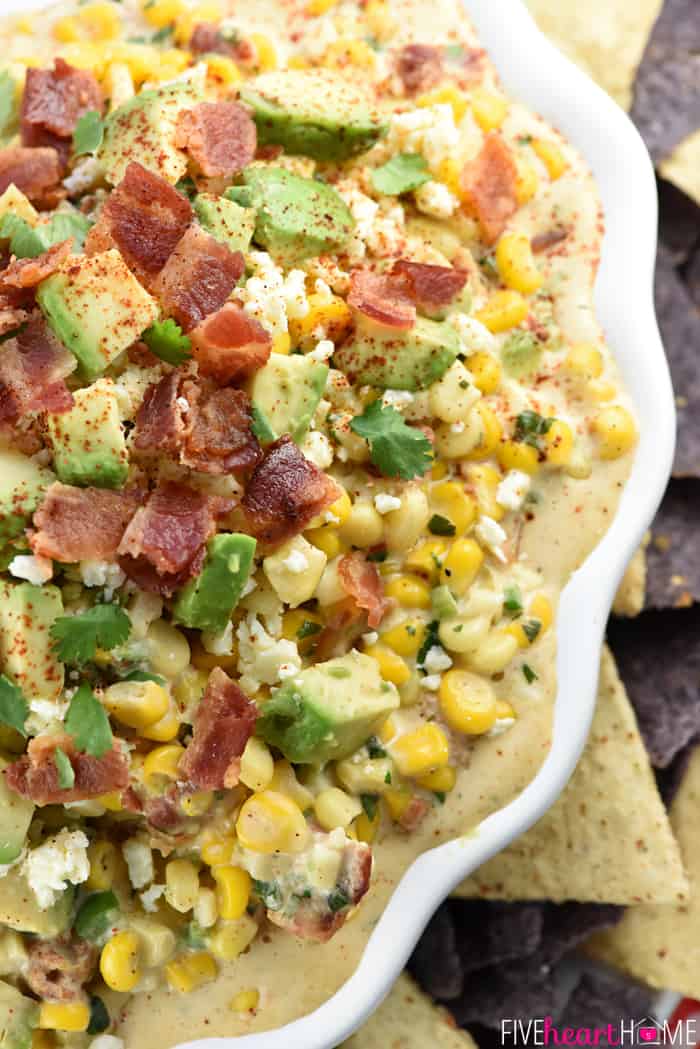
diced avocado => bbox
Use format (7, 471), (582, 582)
(0, 760), (33, 866)
(0, 980), (39, 1049)
(0, 68), (21, 149)
(335, 314), (460, 391)
(193, 193), (256, 255)
(258, 651), (400, 764)
(0, 582), (64, 700)
(228, 167), (353, 264)
(99, 80), (202, 185)
(0, 450), (54, 542)
(47, 378), (128, 489)
(173, 533), (256, 635)
(0, 869), (73, 937)
(501, 331), (542, 379)
(37, 249), (159, 381)
(248, 354), (328, 443)
(239, 70), (386, 163)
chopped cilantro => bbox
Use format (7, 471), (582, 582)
(181, 921), (206, 949)
(517, 134), (533, 146)
(151, 23), (174, 44)
(434, 791), (446, 804)
(175, 175), (197, 200)
(328, 666), (351, 679)
(522, 663), (538, 684)
(361, 794), (378, 821)
(384, 770), (392, 784)
(503, 584), (524, 617)
(87, 996), (110, 1036)
(220, 24), (240, 43)
(366, 547), (388, 563)
(54, 747), (75, 790)
(514, 410), (553, 448)
(122, 670), (166, 685)
(297, 620), (323, 641)
(428, 513), (456, 537)
(416, 620), (440, 667)
(522, 618), (542, 644)
(0, 674), (27, 736)
(444, 43), (466, 61)
(51, 604), (131, 666)
(73, 110), (104, 157)
(253, 879), (283, 911)
(142, 318), (192, 366)
(367, 736), (386, 759)
(328, 887), (349, 913)
(350, 401), (432, 480)
(65, 683), (113, 758)
(370, 153), (430, 196)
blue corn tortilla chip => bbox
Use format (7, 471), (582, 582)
(655, 739), (698, 807)
(658, 179), (700, 267)
(646, 481), (700, 608)
(408, 904), (464, 1001)
(562, 965), (656, 1045)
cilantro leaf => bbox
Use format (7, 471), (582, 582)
(51, 604), (131, 666)
(296, 620), (322, 641)
(73, 110), (104, 157)
(328, 887), (349, 912)
(350, 401), (432, 480)
(0, 211), (92, 259)
(0, 674), (28, 736)
(416, 620), (440, 668)
(428, 513), (456, 537)
(514, 410), (553, 448)
(360, 794), (378, 820)
(151, 24), (174, 44)
(522, 663), (538, 684)
(522, 618), (542, 644)
(54, 747), (75, 790)
(370, 153), (430, 196)
(142, 318), (192, 365)
(503, 584), (523, 616)
(65, 683), (113, 758)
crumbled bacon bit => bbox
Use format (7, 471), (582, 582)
(4, 735), (129, 806)
(152, 224), (245, 332)
(30, 483), (142, 563)
(21, 59), (103, 142)
(133, 369), (185, 457)
(0, 314), (76, 424)
(180, 380), (262, 475)
(189, 22), (254, 63)
(0, 239), (72, 289)
(0, 146), (63, 207)
(190, 303), (272, 384)
(531, 227), (570, 254)
(338, 552), (390, 629)
(175, 102), (257, 178)
(391, 259), (467, 312)
(396, 43), (444, 94)
(347, 268), (416, 330)
(25, 936), (97, 1003)
(179, 668), (259, 790)
(460, 133), (518, 245)
(398, 795), (431, 831)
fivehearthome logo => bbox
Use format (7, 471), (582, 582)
(499, 1014), (697, 1046)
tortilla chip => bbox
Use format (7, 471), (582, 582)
(646, 481), (700, 608)
(562, 966), (655, 1031)
(659, 129), (700, 207)
(586, 746), (700, 996)
(613, 544), (648, 617)
(341, 972), (477, 1049)
(608, 607), (700, 768)
(525, 0), (662, 110)
(658, 179), (700, 266)
(408, 903), (464, 1001)
(453, 647), (687, 903)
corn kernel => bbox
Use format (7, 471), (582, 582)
(365, 0), (395, 40)
(384, 574), (432, 610)
(544, 419), (574, 467)
(78, 1), (122, 40)
(354, 807), (380, 843)
(209, 916), (258, 960)
(439, 670), (497, 734)
(496, 233), (543, 295)
(146, 619), (191, 677)
(417, 85), (469, 123)
(465, 402), (502, 461)
(497, 439), (540, 475)
(305, 525), (346, 560)
(391, 724), (449, 777)
(565, 343), (603, 380)
(363, 643), (411, 686)
(143, 0), (185, 28)
(250, 32), (277, 71)
(475, 290), (529, 333)
(439, 614), (489, 655)
(272, 331), (291, 355)
(324, 38), (376, 70)
(431, 460), (449, 481)
(53, 16), (80, 42)
(529, 594), (553, 631)
(467, 628), (519, 674)
(103, 680), (169, 731)
(383, 787), (412, 822)
(440, 538), (484, 596)
(289, 294), (352, 350)
(532, 138), (568, 180)
(314, 787), (362, 831)
(181, 791), (213, 817)
(281, 608), (324, 656)
(96, 790), (122, 812)
(100, 931), (141, 993)
(436, 156), (463, 199)
(142, 743), (184, 787)
(213, 866), (251, 921)
(239, 737), (274, 792)
(335, 754), (393, 794)
(384, 486), (431, 554)
(190, 640), (238, 673)
(417, 764), (457, 792)
(378, 716), (396, 744)
(268, 760), (314, 811)
(430, 480), (478, 535)
(165, 859), (200, 913)
(166, 951), (218, 994)
(515, 156), (539, 205)
(381, 618), (426, 657)
(339, 500), (384, 547)
(38, 1002), (89, 1033)
(467, 351), (502, 395)
(200, 832), (236, 868)
(465, 463), (504, 521)
(14, 16), (34, 33)
(588, 381), (617, 403)
(140, 702), (181, 742)
(470, 87), (508, 131)
(591, 405), (638, 460)
(306, 0), (338, 14)
(231, 988), (260, 1014)
(405, 538), (449, 581)
(236, 791), (309, 853)
(86, 840), (119, 891)
(174, 1), (222, 44)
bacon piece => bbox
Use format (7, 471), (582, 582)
(152, 224), (245, 332)
(391, 259), (467, 312)
(118, 482), (224, 596)
(0, 146), (63, 207)
(189, 22), (255, 63)
(347, 268), (416, 330)
(0, 315), (76, 424)
(531, 227), (569, 254)
(21, 59), (103, 143)
(5, 735), (129, 806)
(181, 380), (262, 475)
(242, 435), (341, 545)
(0, 239), (72, 289)
(398, 795), (431, 832)
(175, 102), (256, 178)
(30, 483), (141, 562)
(190, 303), (271, 384)
(133, 369), (185, 456)
(0, 303), (30, 336)
(144, 785), (187, 834)
(338, 552), (390, 629)
(85, 162), (193, 287)
(25, 936), (97, 1003)
(179, 668), (259, 790)
(396, 43), (444, 94)
(460, 132), (518, 245)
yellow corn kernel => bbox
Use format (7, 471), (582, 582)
(417, 764), (458, 793)
(203, 52), (242, 88)
(405, 538), (449, 581)
(365, 0), (396, 41)
(431, 460), (449, 481)
(354, 807), (380, 843)
(467, 628), (519, 674)
(165, 859), (200, 913)
(435, 156), (463, 199)
(172, 666), (208, 716)
(440, 538), (484, 596)
(306, 0), (338, 14)
(250, 32), (277, 71)
(565, 343), (603, 380)
(392, 724), (449, 777)
(324, 38), (376, 70)
(417, 85), (469, 123)
(383, 787), (412, 822)
(143, 743), (185, 787)
(166, 951), (218, 994)
(14, 15), (34, 33)
(140, 701), (181, 742)
(95, 790), (122, 812)
(381, 618), (426, 658)
(430, 480), (478, 535)
(104, 61), (135, 112)
(38, 1002), (89, 1033)
(174, 1), (222, 44)
(496, 233), (543, 295)
(470, 87), (508, 131)
(439, 670), (497, 734)
(31, 1031), (53, 1049)
(532, 138), (567, 180)
(591, 405), (638, 460)
(339, 500), (384, 547)
(53, 16), (80, 42)
(268, 760), (314, 811)
(239, 737), (274, 792)
(465, 402), (502, 461)
(322, 486), (352, 528)
(530, 594), (553, 631)
(100, 931), (142, 993)
(467, 352), (502, 395)
(146, 619), (191, 677)
(305, 526), (345, 560)
(200, 832), (237, 868)
(289, 294), (352, 350)
(190, 639), (238, 673)
(515, 156), (539, 205)
(475, 290), (529, 334)
(78, 2), (122, 40)
(209, 915), (258, 961)
(588, 380), (617, 403)
(213, 866), (251, 921)
(59, 42), (107, 75)
(384, 574), (431, 610)
(231, 988), (260, 1014)
(497, 439), (540, 475)
(544, 419), (574, 467)
(272, 331), (291, 355)
(378, 716), (396, 744)
(314, 787), (362, 831)
(363, 643), (411, 686)
(236, 791), (309, 854)
(143, 0), (185, 28)
(384, 486), (431, 555)
(281, 608), (323, 656)
(86, 840), (119, 891)
(465, 463), (504, 521)
(181, 791), (213, 818)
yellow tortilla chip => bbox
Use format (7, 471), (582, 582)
(525, 0), (662, 111)
(341, 973), (476, 1049)
(586, 746), (700, 995)
(660, 130), (700, 207)
(454, 647), (687, 904)
(613, 544), (648, 617)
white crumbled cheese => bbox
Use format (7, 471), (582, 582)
(496, 470), (532, 512)
(176, 395), (190, 412)
(452, 313), (498, 354)
(241, 576), (258, 597)
(240, 252), (309, 337)
(388, 104), (460, 169)
(236, 614), (302, 693)
(300, 430), (334, 470)
(278, 663), (300, 680)
(489, 716), (516, 737)
(307, 338), (335, 362)
(122, 838), (154, 890)
(127, 591), (163, 640)
(421, 674), (441, 691)
(113, 364), (164, 420)
(450, 421), (466, 433)
(202, 619), (234, 656)
(475, 515), (508, 563)
(23, 830), (90, 910)
(313, 278), (334, 303)
(414, 180), (459, 219)
(374, 493), (402, 515)
(89, 1036), (125, 1049)
(25, 697), (69, 736)
(282, 549), (310, 574)
(362, 631), (379, 646)
(80, 560), (126, 600)
(8, 554), (53, 585)
(63, 155), (102, 195)
(382, 389), (414, 410)
(139, 883), (166, 913)
(423, 645), (453, 674)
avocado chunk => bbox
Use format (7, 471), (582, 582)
(99, 80), (202, 185)
(258, 651), (400, 764)
(194, 193), (255, 255)
(228, 167), (353, 264)
(0, 869), (73, 937)
(173, 533), (256, 634)
(47, 378), (128, 488)
(0, 582), (64, 700)
(248, 354), (328, 443)
(0, 980), (39, 1049)
(335, 314), (460, 390)
(37, 249), (159, 381)
(0, 450), (54, 542)
(239, 70), (386, 163)
(501, 330), (542, 379)
(0, 760), (33, 866)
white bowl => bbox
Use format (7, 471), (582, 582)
(0, 0), (674, 1044)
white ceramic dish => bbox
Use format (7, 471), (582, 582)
(0, 0), (675, 1044)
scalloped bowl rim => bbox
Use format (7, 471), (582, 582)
(0, 0), (675, 1045)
